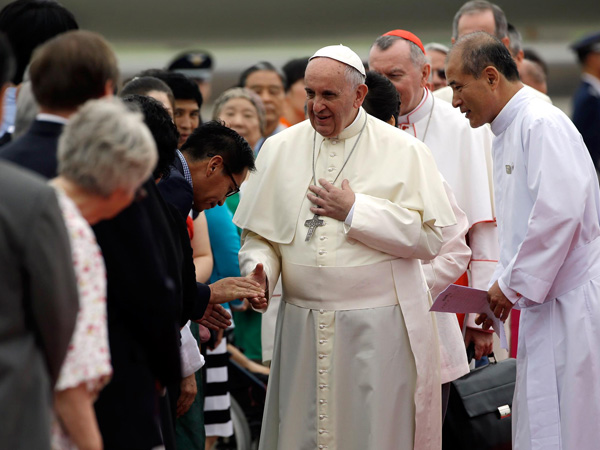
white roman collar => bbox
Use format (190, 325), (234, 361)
(397, 88), (431, 126)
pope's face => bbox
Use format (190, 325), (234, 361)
(445, 52), (494, 128)
(304, 58), (363, 138)
(368, 39), (427, 116)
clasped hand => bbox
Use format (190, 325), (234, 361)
(243, 263), (268, 310)
(307, 179), (355, 222)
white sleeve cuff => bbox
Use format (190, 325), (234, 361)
(344, 202), (356, 226)
(498, 277), (521, 304)
(180, 322), (205, 377)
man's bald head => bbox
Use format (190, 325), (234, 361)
(446, 32), (522, 128)
(452, 1), (508, 42)
(449, 31), (519, 82)
(520, 59), (548, 94)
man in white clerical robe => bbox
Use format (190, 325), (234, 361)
(447, 32), (600, 450)
(369, 30), (498, 360)
(234, 45), (456, 450)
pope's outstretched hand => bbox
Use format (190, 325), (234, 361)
(245, 263), (268, 310)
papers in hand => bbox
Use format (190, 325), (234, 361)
(430, 284), (508, 350)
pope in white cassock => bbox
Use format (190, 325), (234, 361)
(446, 32), (600, 450)
(234, 45), (456, 449)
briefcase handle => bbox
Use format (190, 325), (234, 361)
(466, 342), (497, 365)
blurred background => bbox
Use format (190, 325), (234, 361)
(58, 0), (600, 115)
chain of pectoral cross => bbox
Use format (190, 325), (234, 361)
(304, 113), (368, 242)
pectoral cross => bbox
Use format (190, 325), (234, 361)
(304, 214), (324, 242)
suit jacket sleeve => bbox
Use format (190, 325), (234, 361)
(25, 188), (79, 386)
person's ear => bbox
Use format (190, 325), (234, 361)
(422, 63), (431, 88)
(483, 66), (500, 90)
(354, 84), (368, 108)
(206, 154), (224, 176)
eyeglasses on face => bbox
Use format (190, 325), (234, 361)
(207, 153), (240, 198)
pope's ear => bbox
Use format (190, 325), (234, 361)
(355, 84), (368, 108)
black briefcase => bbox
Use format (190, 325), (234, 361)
(442, 351), (516, 450)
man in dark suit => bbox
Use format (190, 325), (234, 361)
(0, 0), (78, 145)
(0, 33), (79, 450)
(0, 30), (117, 173)
(572, 31), (600, 169)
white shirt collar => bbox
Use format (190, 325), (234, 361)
(36, 113), (68, 125)
(582, 73), (600, 96)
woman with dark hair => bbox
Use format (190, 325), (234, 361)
(363, 70), (400, 126)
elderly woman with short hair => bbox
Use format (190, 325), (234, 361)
(50, 97), (157, 450)
(212, 87), (265, 154)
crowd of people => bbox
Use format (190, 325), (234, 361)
(1, 0), (600, 449)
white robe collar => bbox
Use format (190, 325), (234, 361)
(491, 86), (530, 136)
(397, 88), (430, 126)
(324, 107), (364, 141)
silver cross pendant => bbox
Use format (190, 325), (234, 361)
(304, 214), (325, 241)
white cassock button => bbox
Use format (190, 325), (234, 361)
(319, 309), (324, 314)
(320, 236), (327, 241)
(319, 324), (325, 329)
(320, 339), (327, 344)
(319, 429), (325, 434)
(319, 369), (325, 374)
(318, 250), (327, 255)
(330, 152), (336, 157)
(327, 167), (335, 172)
(319, 354), (326, 359)
(331, 140), (338, 145)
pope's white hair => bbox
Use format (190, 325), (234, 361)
(345, 65), (366, 89)
(58, 97), (157, 196)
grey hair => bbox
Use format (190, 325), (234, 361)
(507, 23), (522, 57)
(345, 65), (366, 89)
(424, 42), (450, 55)
(212, 87), (267, 135)
(58, 97), (157, 196)
(13, 81), (39, 139)
(451, 1), (508, 40)
(373, 35), (427, 68)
